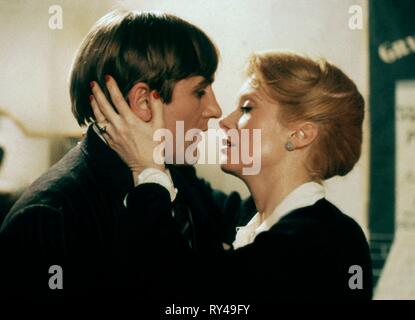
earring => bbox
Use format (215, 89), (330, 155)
(285, 141), (295, 151)
(298, 130), (305, 138)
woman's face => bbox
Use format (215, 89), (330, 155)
(219, 78), (290, 177)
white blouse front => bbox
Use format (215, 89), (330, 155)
(232, 181), (325, 249)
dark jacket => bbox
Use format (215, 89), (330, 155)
(126, 183), (373, 300)
(0, 127), (240, 298)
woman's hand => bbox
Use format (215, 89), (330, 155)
(89, 76), (166, 178)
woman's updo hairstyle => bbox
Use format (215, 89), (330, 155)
(246, 51), (365, 180)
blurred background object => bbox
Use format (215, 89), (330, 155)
(0, 107), (80, 224)
(368, 0), (415, 298)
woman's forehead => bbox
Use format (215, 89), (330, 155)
(238, 79), (267, 104)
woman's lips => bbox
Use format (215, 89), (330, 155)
(222, 138), (236, 147)
(221, 138), (238, 158)
(220, 136), (239, 158)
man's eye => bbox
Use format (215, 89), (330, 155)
(195, 90), (206, 98)
(240, 106), (252, 113)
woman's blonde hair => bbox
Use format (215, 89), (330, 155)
(246, 51), (365, 181)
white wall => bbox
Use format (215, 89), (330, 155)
(0, 0), (369, 230)
(0, 0), (111, 188)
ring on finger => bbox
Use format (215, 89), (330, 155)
(98, 125), (107, 134)
(89, 117), (109, 134)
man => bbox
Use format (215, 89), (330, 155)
(0, 10), (254, 298)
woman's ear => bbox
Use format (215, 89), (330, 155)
(127, 82), (152, 122)
(290, 122), (319, 149)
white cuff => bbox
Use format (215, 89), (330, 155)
(136, 168), (177, 202)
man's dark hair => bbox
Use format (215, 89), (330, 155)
(70, 10), (219, 126)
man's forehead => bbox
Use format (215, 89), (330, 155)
(188, 75), (211, 86)
(174, 76), (211, 90)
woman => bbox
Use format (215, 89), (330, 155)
(90, 51), (373, 300)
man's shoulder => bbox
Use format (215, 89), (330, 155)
(5, 145), (90, 220)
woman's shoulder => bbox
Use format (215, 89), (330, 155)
(268, 198), (367, 242)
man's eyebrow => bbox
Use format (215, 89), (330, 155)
(193, 78), (212, 89)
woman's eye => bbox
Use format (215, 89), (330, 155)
(195, 90), (206, 98)
(240, 106), (252, 113)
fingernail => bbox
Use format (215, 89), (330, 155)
(89, 81), (95, 89)
(89, 94), (94, 102)
(105, 75), (111, 82)
(152, 91), (160, 99)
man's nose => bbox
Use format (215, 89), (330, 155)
(203, 88), (222, 119)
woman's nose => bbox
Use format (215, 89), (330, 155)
(219, 111), (237, 130)
(219, 118), (226, 130)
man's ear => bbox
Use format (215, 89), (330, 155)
(290, 122), (319, 149)
(127, 82), (151, 122)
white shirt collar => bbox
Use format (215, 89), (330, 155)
(233, 181), (325, 249)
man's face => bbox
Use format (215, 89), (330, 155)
(163, 76), (222, 163)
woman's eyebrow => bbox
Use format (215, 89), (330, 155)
(239, 93), (259, 105)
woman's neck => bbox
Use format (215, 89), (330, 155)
(243, 162), (311, 223)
